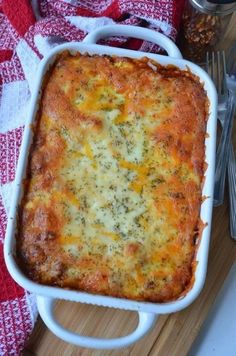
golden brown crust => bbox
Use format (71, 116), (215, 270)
(16, 53), (208, 302)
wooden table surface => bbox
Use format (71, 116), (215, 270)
(24, 14), (236, 356)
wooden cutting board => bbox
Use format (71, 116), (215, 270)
(24, 15), (236, 356)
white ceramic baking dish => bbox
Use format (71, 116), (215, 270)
(4, 25), (217, 350)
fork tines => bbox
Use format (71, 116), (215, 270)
(206, 51), (227, 102)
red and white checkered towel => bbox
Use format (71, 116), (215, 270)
(0, 0), (185, 354)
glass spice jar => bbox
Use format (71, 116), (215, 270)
(178, 0), (236, 64)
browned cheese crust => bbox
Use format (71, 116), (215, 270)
(16, 52), (209, 302)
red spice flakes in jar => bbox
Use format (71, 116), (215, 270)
(178, 0), (236, 64)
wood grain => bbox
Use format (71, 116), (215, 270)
(24, 13), (236, 356)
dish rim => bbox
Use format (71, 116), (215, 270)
(4, 40), (217, 315)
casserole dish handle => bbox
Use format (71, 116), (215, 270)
(37, 296), (158, 349)
(83, 25), (182, 59)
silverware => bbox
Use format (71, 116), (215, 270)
(228, 144), (236, 239)
(226, 44), (236, 240)
(206, 51), (235, 207)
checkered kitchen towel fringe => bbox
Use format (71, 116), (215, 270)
(0, 0), (185, 354)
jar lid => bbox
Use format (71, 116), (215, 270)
(190, 0), (236, 15)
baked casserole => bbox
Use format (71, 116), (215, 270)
(17, 52), (208, 303)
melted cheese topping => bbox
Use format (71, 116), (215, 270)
(17, 53), (208, 302)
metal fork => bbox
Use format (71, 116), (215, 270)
(206, 51), (235, 207)
(226, 43), (236, 240)
(228, 144), (236, 239)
